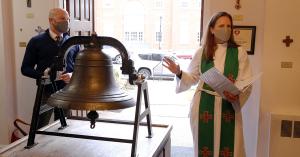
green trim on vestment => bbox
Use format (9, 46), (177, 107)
(198, 47), (238, 157)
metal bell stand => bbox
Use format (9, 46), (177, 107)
(25, 35), (153, 157)
(25, 77), (153, 157)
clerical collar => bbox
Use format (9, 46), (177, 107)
(49, 29), (63, 41)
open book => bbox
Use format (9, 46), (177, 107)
(200, 67), (262, 99)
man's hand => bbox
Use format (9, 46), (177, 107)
(42, 68), (51, 79)
(59, 72), (72, 83)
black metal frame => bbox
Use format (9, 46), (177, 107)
(25, 78), (67, 148)
(233, 25), (256, 55)
(25, 79), (152, 157)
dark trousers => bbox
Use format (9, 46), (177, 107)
(37, 80), (69, 129)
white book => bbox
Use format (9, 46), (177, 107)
(200, 67), (262, 101)
(235, 72), (262, 92)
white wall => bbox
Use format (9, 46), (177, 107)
(203, 0), (265, 157)
(261, 0), (300, 115)
(0, 0), (59, 145)
(12, 0), (58, 126)
(258, 0), (300, 156)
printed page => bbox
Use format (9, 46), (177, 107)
(200, 67), (240, 99)
(235, 72), (263, 92)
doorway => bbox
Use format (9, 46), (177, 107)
(94, 0), (203, 152)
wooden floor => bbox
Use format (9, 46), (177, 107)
(0, 120), (172, 157)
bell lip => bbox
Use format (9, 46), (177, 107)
(47, 97), (136, 110)
(50, 92), (131, 99)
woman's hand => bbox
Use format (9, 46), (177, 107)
(223, 73), (239, 103)
(162, 56), (181, 75)
(223, 91), (239, 103)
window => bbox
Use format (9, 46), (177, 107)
(125, 32), (130, 41)
(130, 32), (138, 41)
(125, 32), (143, 41)
(152, 53), (163, 61)
(179, 0), (189, 8)
(154, 0), (163, 8)
(138, 54), (150, 60)
(123, 2), (145, 43)
(138, 32), (143, 41)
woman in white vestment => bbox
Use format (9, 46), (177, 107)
(163, 12), (252, 157)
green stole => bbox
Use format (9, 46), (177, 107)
(198, 47), (239, 157)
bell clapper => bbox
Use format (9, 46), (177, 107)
(87, 111), (99, 129)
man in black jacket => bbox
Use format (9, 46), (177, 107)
(21, 8), (79, 128)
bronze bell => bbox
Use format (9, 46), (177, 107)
(47, 34), (136, 111)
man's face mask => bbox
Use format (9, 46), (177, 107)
(54, 20), (69, 33)
(213, 27), (231, 43)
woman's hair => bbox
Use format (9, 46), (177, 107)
(201, 11), (238, 60)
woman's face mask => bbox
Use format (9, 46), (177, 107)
(213, 27), (231, 43)
(211, 16), (232, 43)
(53, 20), (69, 33)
